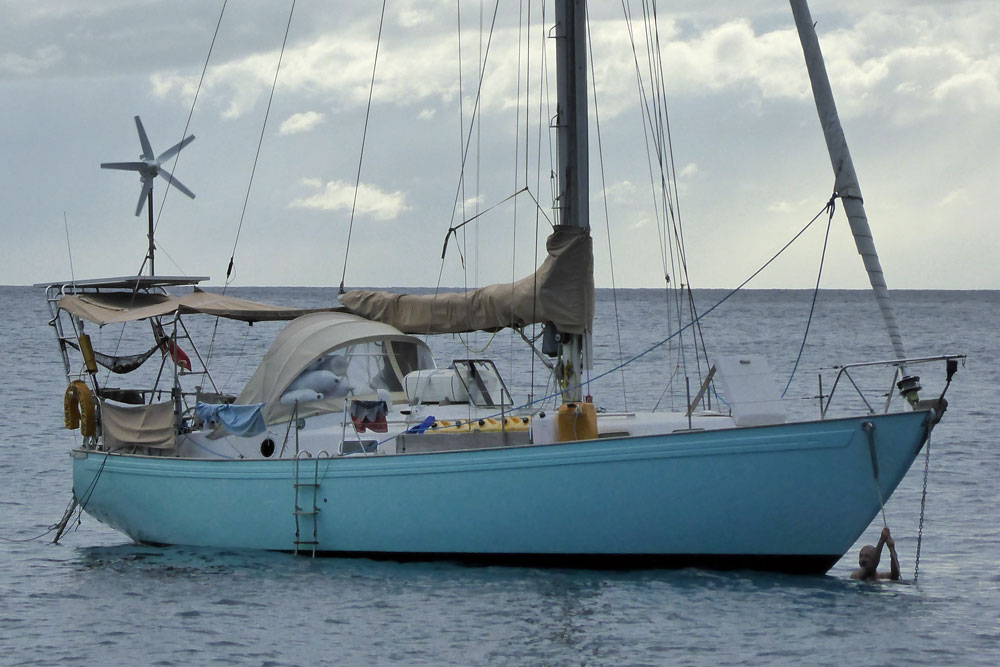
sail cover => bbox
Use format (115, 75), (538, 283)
(340, 225), (594, 335)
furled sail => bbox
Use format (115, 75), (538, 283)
(340, 225), (594, 335)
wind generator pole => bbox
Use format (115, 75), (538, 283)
(147, 188), (155, 276)
(790, 0), (907, 366)
(554, 0), (591, 402)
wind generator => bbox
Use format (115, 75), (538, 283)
(101, 116), (196, 275)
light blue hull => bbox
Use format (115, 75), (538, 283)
(72, 411), (932, 573)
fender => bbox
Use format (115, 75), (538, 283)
(64, 380), (97, 437)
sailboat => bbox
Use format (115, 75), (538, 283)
(40, 0), (962, 574)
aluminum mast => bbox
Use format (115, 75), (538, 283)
(553, 0), (592, 401)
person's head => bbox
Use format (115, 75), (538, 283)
(858, 544), (880, 571)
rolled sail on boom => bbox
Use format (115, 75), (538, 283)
(340, 225), (594, 336)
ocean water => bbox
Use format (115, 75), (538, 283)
(1, 285), (997, 665)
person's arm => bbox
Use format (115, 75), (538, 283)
(877, 526), (889, 549)
(886, 534), (901, 580)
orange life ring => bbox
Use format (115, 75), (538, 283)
(64, 381), (97, 437)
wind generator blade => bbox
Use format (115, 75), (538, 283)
(157, 167), (196, 199)
(100, 161), (146, 171)
(156, 135), (195, 163)
(135, 179), (153, 216)
(134, 116), (154, 160)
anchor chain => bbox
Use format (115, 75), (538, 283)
(914, 432), (931, 582)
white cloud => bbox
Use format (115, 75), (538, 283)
(150, 27), (462, 120)
(678, 163), (699, 179)
(933, 69), (1000, 113)
(0, 45), (62, 76)
(939, 188), (970, 207)
(602, 180), (638, 204)
(147, 4), (1000, 131)
(395, 0), (436, 29)
(586, 8), (1000, 123)
(290, 179), (408, 221)
(278, 111), (325, 135)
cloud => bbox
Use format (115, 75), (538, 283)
(938, 188), (970, 207)
(150, 25), (463, 119)
(278, 111), (325, 135)
(0, 45), (63, 76)
(933, 69), (1000, 113)
(601, 180), (638, 204)
(395, 0), (436, 28)
(290, 179), (408, 221)
(147, 4), (999, 129)
(586, 8), (1000, 123)
(2, 1), (140, 23)
(678, 163), (699, 179)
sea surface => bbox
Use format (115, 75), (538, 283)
(0, 285), (997, 665)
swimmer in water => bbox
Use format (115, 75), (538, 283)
(851, 526), (901, 581)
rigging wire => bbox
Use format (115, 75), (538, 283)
(626, 0), (716, 406)
(476, 0), (485, 300)
(224, 0), (296, 292)
(782, 196), (836, 397)
(529, 0), (549, 407)
(457, 0), (469, 330)
(510, 0), (525, 388)
(339, 198), (836, 459)
(338, 0), (387, 295)
(445, 1), (502, 239)
(146, 0), (231, 273)
(622, 0), (686, 399)
(208, 0), (295, 369)
(586, 5), (628, 411)
(649, 0), (710, 386)
(101, 0), (230, 393)
(62, 212), (76, 286)
(579, 200), (834, 399)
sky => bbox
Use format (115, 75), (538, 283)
(0, 0), (996, 290)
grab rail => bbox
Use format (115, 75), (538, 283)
(820, 354), (965, 419)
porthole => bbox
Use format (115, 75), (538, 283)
(260, 438), (276, 458)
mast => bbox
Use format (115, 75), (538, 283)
(553, 0), (591, 401)
(790, 0), (906, 363)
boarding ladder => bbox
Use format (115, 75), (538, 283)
(292, 447), (325, 557)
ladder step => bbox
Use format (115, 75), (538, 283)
(295, 540), (319, 546)
(294, 482), (320, 488)
(293, 510), (318, 516)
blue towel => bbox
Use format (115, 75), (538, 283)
(196, 402), (267, 437)
(405, 416), (436, 434)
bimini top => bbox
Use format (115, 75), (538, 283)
(236, 311), (434, 424)
(57, 287), (337, 325)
